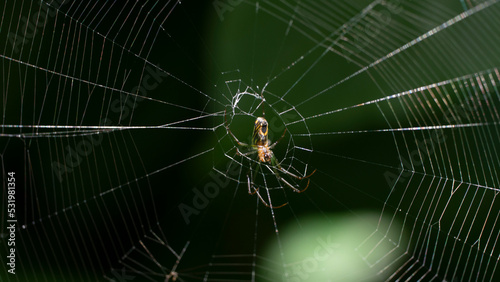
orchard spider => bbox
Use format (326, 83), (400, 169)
(224, 96), (316, 208)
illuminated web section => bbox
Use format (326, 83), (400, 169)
(357, 70), (500, 280)
(1, 0), (499, 281)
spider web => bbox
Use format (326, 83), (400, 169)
(1, 0), (499, 281)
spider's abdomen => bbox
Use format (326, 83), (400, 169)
(253, 117), (269, 146)
(258, 145), (273, 163)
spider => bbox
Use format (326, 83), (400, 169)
(224, 97), (316, 208)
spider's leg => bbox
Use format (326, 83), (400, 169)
(237, 147), (258, 157)
(247, 162), (260, 196)
(247, 163), (287, 209)
(269, 128), (287, 149)
(224, 109), (249, 147)
(270, 153), (317, 180)
(252, 184), (288, 209)
(278, 166), (317, 180)
(268, 155), (315, 193)
(278, 171), (311, 193)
